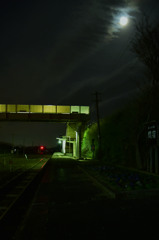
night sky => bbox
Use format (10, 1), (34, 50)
(0, 0), (159, 147)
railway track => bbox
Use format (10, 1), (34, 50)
(0, 157), (49, 222)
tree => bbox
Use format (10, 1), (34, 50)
(131, 16), (159, 85)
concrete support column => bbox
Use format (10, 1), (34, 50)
(75, 130), (80, 159)
(62, 140), (66, 154)
(78, 127), (81, 159)
(73, 142), (76, 158)
(66, 122), (78, 158)
(66, 122), (86, 159)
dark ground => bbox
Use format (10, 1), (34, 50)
(14, 158), (159, 240)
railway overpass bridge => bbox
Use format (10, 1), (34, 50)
(0, 104), (90, 158)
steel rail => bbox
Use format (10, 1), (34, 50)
(0, 158), (49, 221)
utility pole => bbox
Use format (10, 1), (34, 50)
(95, 91), (101, 152)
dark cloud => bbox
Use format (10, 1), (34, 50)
(0, 0), (158, 145)
(0, 0), (139, 95)
(45, 0), (138, 81)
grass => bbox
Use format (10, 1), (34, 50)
(0, 153), (51, 186)
(81, 162), (159, 192)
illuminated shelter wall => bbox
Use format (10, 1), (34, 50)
(0, 104), (90, 114)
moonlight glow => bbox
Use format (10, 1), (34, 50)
(120, 16), (128, 26)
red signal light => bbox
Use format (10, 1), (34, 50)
(40, 146), (44, 150)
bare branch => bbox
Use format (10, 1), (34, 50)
(131, 15), (159, 85)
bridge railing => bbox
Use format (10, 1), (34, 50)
(0, 104), (90, 115)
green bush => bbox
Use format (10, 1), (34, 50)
(82, 86), (159, 168)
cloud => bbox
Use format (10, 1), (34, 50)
(0, 0), (140, 104)
(57, 56), (137, 101)
(33, 2), (138, 69)
(33, 0), (140, 97)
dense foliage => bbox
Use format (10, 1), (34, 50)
(82, 85), (159, 169)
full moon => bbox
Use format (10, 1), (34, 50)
(119, 16), (128, 26)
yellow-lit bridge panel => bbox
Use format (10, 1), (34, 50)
(0, 104), (90, 115)
(44, 105), (56, 113)
(57, 105), (71, 114)
(17, 105), (29, 112)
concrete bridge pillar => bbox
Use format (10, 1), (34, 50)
(66, 122), (85, 159)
